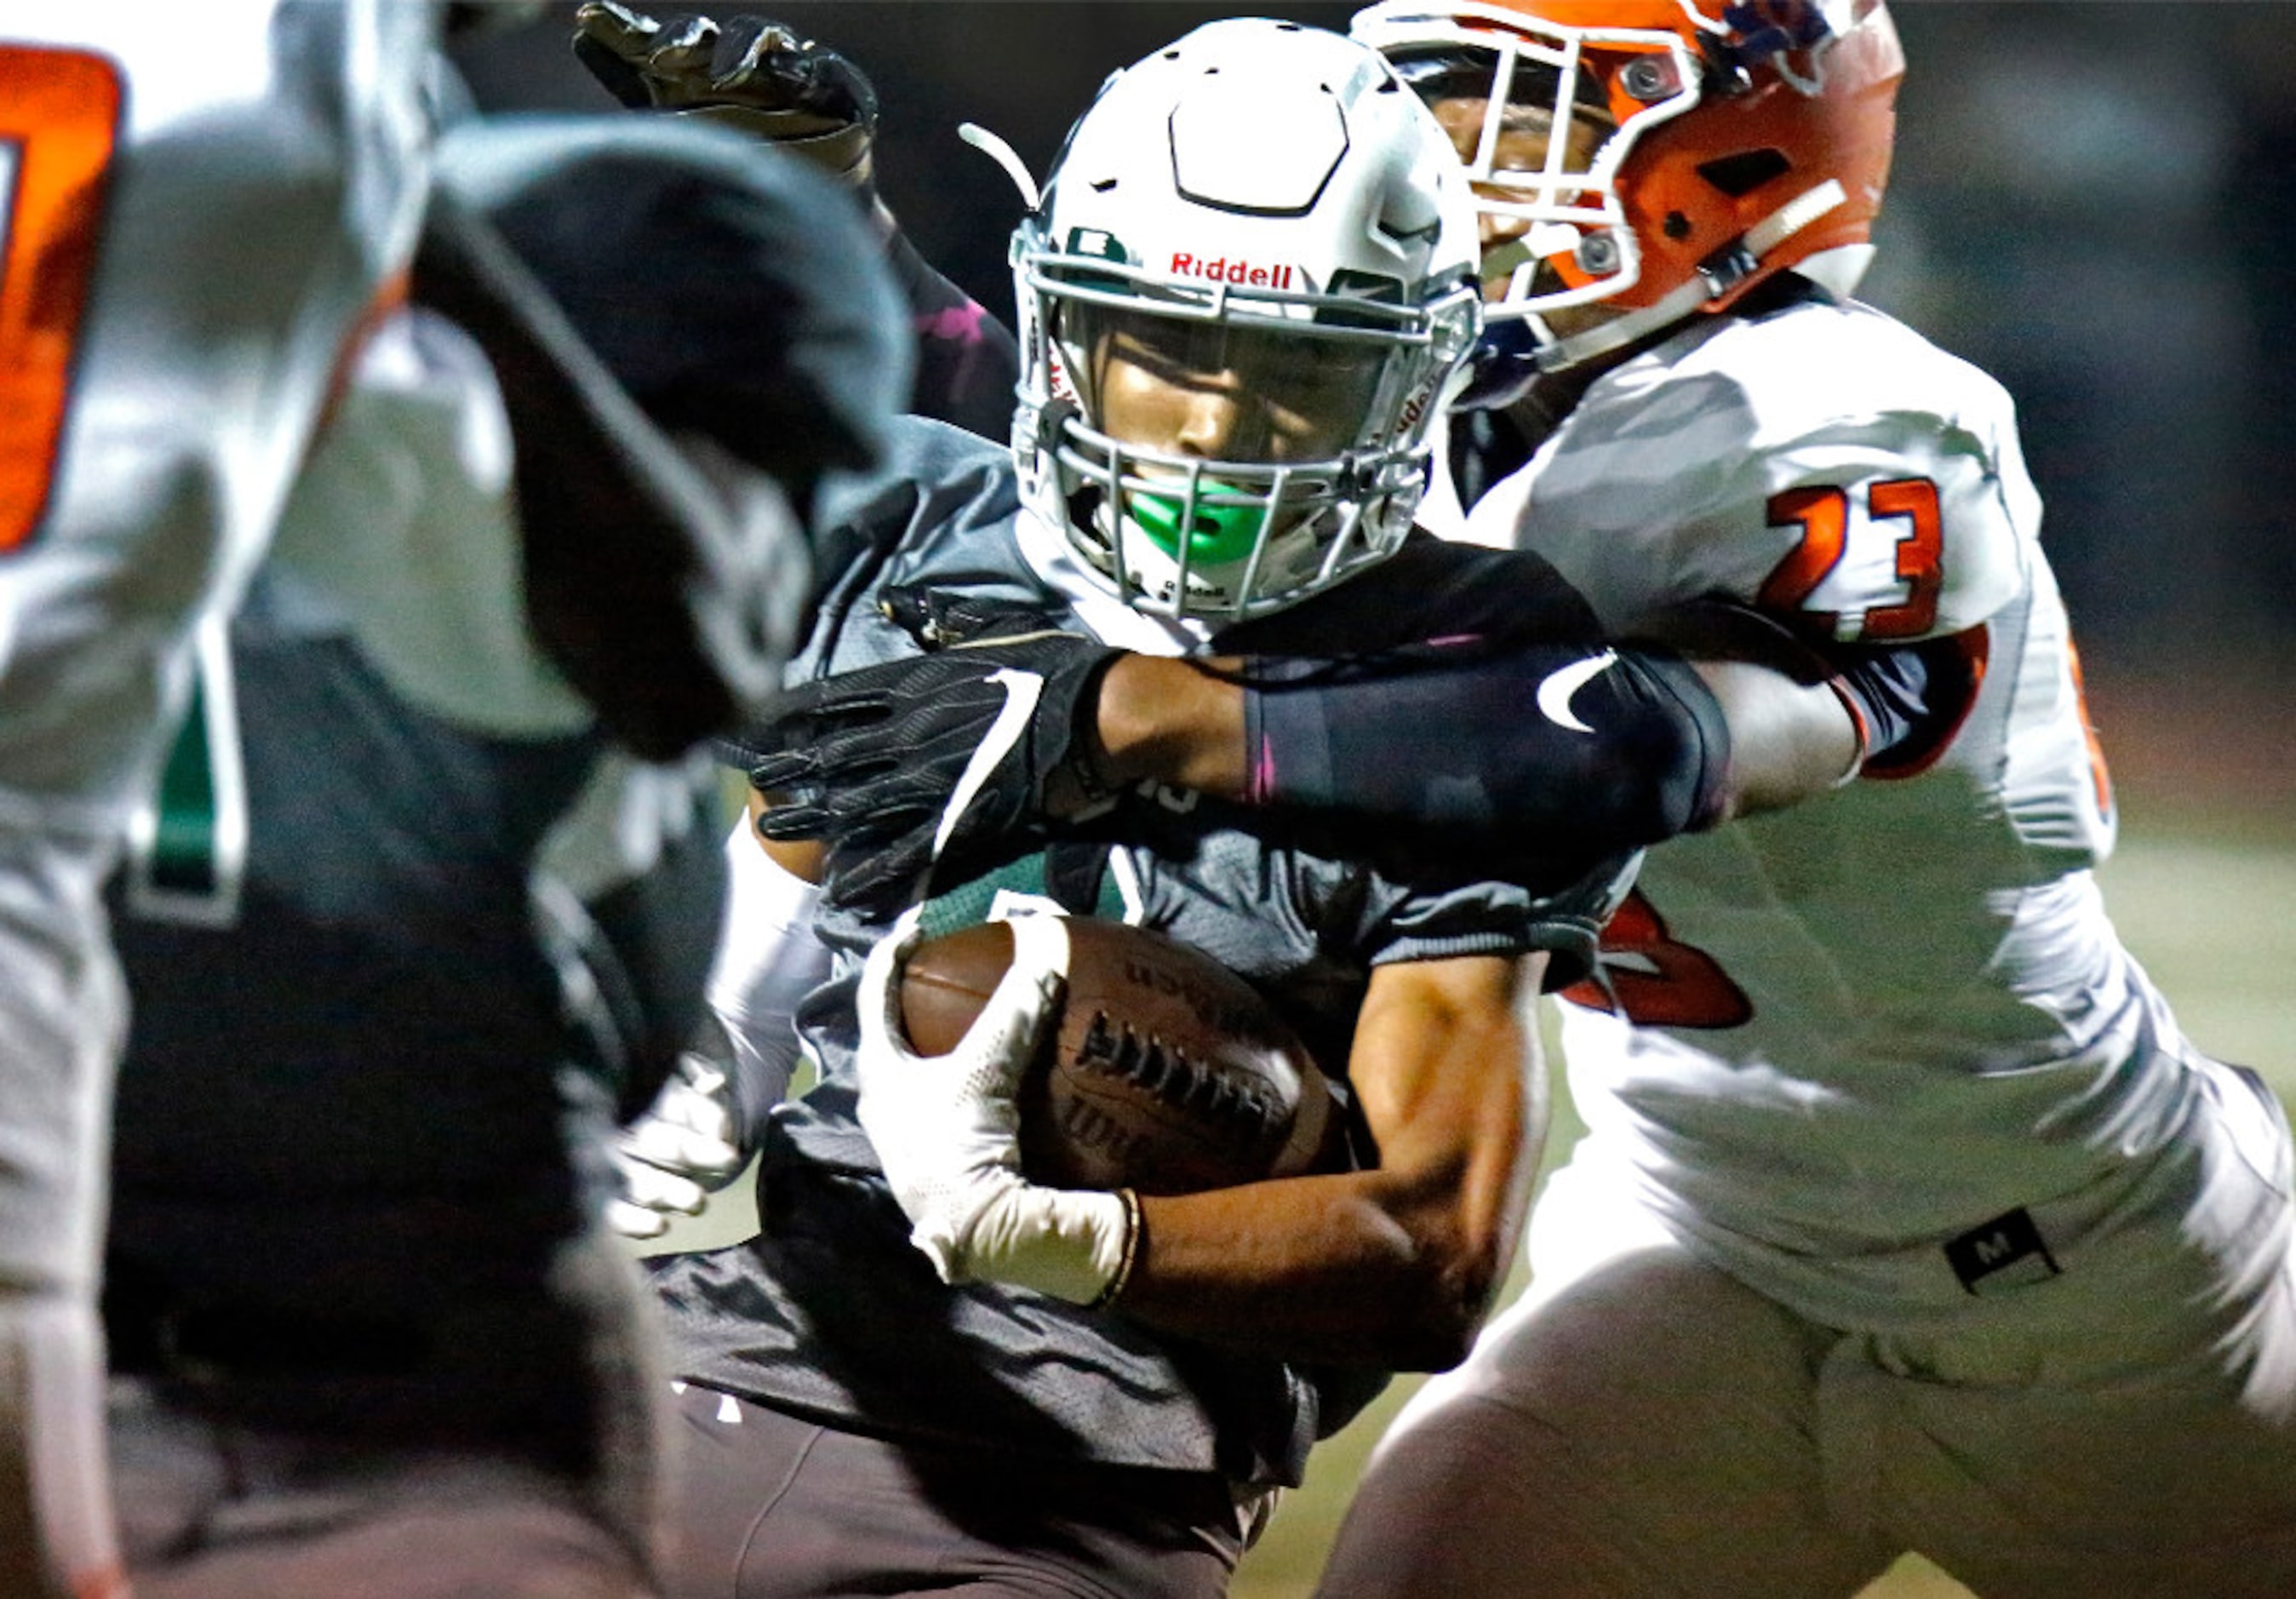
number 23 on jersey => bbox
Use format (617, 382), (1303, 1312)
(1759, 478), (1944, 643)
(0, 43), (122, 553)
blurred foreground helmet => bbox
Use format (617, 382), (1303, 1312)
(1353, 0), (1903, 370)
(1010, 18), (1480, 622)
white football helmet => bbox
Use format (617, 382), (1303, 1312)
(1008, 18), (1481, 622)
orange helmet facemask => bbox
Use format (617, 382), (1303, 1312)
(1353, 0), (1904, 370)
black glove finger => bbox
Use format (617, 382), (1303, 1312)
(646, 13), (722, 87)
(763, 714), (915, 777)
(570, 2), (663, 107)
(773, 707), (985, 780)
(733, 699), (895, 769)
(719, 14), (879, 126)
(789, 45), (878, 129)
(776, 674), (910, 726)
(798, 754), (981, 848)
(753, 768), (915, 822)
(750, 788), (831, 835)
(787, 698), (914, 745)
(821, 837), (930, 916)
(773, 755), (918, 805)
(848, 767), (980, 828)
(738, 677), (966, 783)
(754, 774), (920, 845)
(751, 816), (827, 845)
(714, 14), (810, 84)
(812, 712), (992, 777)
(722, 708), (820, 769)
(745, 748), (822, 794)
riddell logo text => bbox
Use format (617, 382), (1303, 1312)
(1170, 254), (1296, 289)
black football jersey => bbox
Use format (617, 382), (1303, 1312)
(650, 417), (1636, 1487)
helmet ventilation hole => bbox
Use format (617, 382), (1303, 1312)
(1697, 148), (1790, 198)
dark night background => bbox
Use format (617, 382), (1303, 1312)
(451, 3), (2296, 811)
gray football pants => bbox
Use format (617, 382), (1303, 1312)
(110, 1377), (658, 1599)
(656, 1383), (1266, 1599)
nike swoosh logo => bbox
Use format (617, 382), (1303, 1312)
(934, 668), (1045, 858)
(1536, 650), (1618, 736)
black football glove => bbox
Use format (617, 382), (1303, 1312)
(572, 3), (879, 193)
(744, 630), (1120, 915)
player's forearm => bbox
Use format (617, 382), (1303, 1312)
(1093, 655), (1251, 797)
(1689, 660), (1861, 820)
(1098, 641), (1736, 851)
(1117, 1160), (1525, 1371)
(1112, 959), (1540, 1371)
(1234, 642), (1731, 847)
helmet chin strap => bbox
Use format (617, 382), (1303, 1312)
(1531, 178), (1848, 372)
(1527, 274), (1715, 372)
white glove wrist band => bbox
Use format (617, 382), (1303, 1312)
(920, 1179), (1141, 1307)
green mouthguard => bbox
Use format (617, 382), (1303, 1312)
(1125, 490), (1268, 568)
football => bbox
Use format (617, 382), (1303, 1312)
(897, 916), (1349, 1195)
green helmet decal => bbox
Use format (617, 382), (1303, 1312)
(1125, 489), (1268, 568)
(1065, 226), (1130, 263)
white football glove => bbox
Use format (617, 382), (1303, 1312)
(853, 911), (1137, 1305)
(608, 1049), (750, 1241)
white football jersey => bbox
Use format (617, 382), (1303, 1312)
(0, 0), (433, 830)
(1465, 296), (2227, 1329)
(0, 10), (433, 1586)
(0, 0), (432, 1250)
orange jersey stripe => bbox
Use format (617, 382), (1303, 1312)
(0, 43), (123, 553)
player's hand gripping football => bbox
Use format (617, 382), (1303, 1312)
(745, 628), (1121, 915)
(853, 912), (1136, 1305)
(607, 1047), (749, 1241)
(572, 2), (879, 192)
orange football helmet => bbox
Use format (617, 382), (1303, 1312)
(1353, 0), (1904, 369)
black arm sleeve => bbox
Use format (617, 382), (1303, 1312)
(1235, 577), (1977, 857)
(884, 229), (1022, 443)
(1241, 640), (1731, 852)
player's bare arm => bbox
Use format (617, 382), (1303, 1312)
(1117, 949), (1542, 1372)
